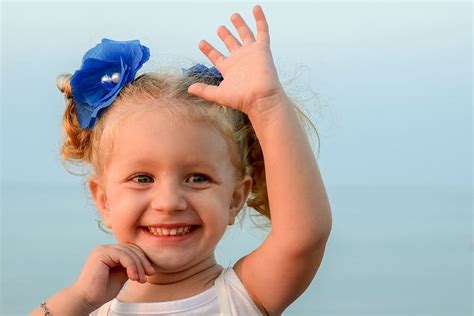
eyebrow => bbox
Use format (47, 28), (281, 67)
(180, 159), (220, 170)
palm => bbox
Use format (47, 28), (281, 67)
(188, 5), (284, 115)
(104, 268), (129, 302)
(80, 265), (128, 307)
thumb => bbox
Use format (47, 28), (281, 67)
(188, 83), (219, 103)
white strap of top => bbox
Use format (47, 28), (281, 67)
(97, 300), (113, 316)
(214, 268), (232, 316)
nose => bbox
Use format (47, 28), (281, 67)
(149, 177), (188, 213)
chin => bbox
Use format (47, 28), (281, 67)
(147, 253), (196, 272)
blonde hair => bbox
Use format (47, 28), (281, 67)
(56, 71), (319, 232)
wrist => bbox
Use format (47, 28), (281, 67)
(247, 90), (293, 128)
(66, 285), (100, 315)
(30, 285), (100, 316)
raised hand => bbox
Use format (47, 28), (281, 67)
(71, 243), (155, 309)
(188, 5), (286, 117)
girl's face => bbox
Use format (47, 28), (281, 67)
(90, 106), (251, 272)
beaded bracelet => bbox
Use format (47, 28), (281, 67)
(40, 301), (51, 316)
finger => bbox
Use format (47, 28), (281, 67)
(101, 246), (142, 282)
(217, 25), (242, 53)
(118, 246), (146, 282)
(113, 245), (147, 283)
(230, 13), (256, 45)
(198, 40), (226, 68)
(188, 83), (219, 103)
(253, 5), (270, 44)
(122, 243), (155, 275)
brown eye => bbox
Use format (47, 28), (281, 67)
(132, 174), (154, 184)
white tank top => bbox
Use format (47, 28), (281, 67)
(89, 267), (264, 315)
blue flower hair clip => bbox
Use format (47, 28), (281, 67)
(182, 64), (223, 86)
(70, 38), (150, 129)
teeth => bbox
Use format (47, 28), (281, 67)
(147, 225), (193, 236)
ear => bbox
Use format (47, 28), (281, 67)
(89, 176), (112, 228)
(228, 175), (253, 225)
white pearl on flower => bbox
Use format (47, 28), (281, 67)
(111, 72), (121, 83)
(101, 74), (112, 84)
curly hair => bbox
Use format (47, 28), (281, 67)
(56, 70), (319, 233)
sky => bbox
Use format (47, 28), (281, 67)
(2, 3), (471, 314)
(1, 1), (472, 191)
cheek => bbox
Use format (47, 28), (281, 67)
(198, 200), (231, 231)
(108, 190), (148, 220)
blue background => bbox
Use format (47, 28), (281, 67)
(1, 1), (472, 315)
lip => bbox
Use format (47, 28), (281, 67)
(139, 225), (200, 244)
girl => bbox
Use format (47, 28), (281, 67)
(31, 5), (332, 316)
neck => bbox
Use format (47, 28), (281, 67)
(148, 254), (220, 285)
(118, 254), (223, 302)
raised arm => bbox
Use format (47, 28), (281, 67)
(188, 5), (332, 315)
(236, 90), (332, 315)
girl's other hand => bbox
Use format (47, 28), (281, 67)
(188, 5), (286, 118)
(70, 243), (156, 310)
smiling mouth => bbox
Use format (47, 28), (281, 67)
(141, 225), (200, 237)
